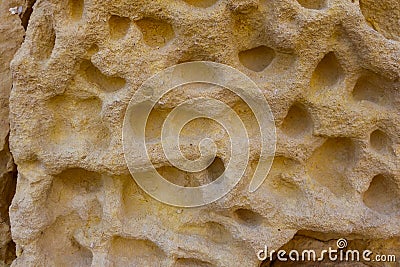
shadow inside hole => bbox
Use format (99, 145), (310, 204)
(156, 157), (225, 187)
(369, 129), (393, 155)
(239, 45), (275, 72)
(234, 208), (264, 226)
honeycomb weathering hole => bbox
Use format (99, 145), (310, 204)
(109, 15), (131, 40)
(310, 52), (344, 92)
(207, 157), (225, 181)
(182, 0), (217, 8)
(370, 129), (393, 155)
(306, 138), (355, 197)
(352, 74), (393, 108)
(80, 59), (126, 92)
(297, 0), (327, 10)
(156, 157), (225, 187)
(281, 103), (313, 138)
(239, 45), (275, 72)
(51, 168), (103, 195)
(68, 0), (84, 21)
(363, 174), (400, 215)
(234, 208), (263, 226)
(136, 18), (174, 48)
(86, 44), (99, 58)
(109, 237), (166, 266)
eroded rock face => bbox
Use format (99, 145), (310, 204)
(7, 0), (400, 266)
(0, 0), (25, 265)
(0, 141), (17, 267)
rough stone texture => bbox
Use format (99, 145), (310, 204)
(0, 0), (25, 266)
(7, 0), (400, 266)
(0, 140), (16, 267)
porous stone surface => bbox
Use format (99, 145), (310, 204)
(0, 0), (25, 265)
(7, 0), (400, 266)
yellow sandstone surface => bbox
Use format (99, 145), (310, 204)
(0, 0), (399, 266)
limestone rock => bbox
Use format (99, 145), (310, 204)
(0, 0), (25, 265)
(7, 0), (400, 266)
